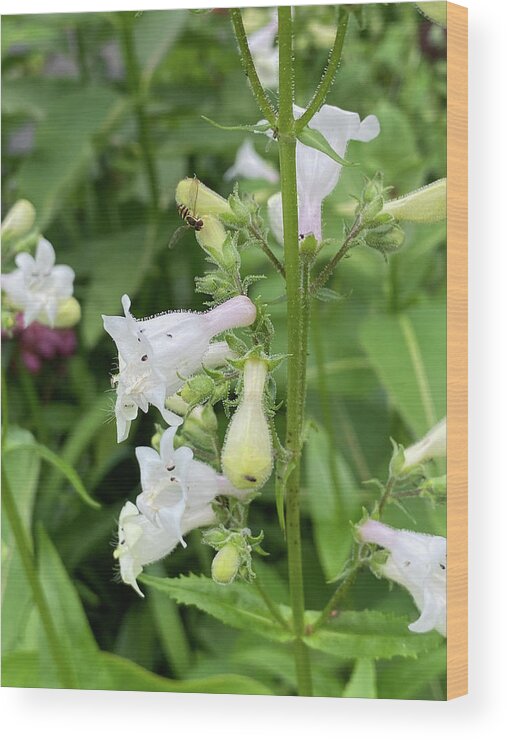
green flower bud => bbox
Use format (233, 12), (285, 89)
(1, 199), (36, 240)
(221, 358), (273, 490)
(364, 223), (405, 254)
(180, 374), (216, 406)
(176, 178), (233, 218)
(195, 215), (227, 258)
(211, 543), (241, 585)
(51, 297), (81, 328)
(382, 179), (446, 223)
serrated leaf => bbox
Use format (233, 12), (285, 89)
(297, 125), (355, 167)
(304, 610), (442, 660)
(140, 573), (291, 642)
(201, 116), (271, 134)
(343, 658), (377, 698)
(315, 287), (345, 303)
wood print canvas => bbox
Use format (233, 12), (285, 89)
(1, 3), (467, 700)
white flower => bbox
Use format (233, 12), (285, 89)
(114, 427), (249, 596)
(402, 417), (447, 472)
(103, 294), (256, 442)
(267, 104), (380, 243)
(1, 237), (75, 327)
(225, 140), (279, 184)
(358, 519), (446, 636)
(248, 12), (279, 90)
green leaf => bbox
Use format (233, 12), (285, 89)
(377, 645), (447, 699)
(343, 658), (377, 698)
(2, 651), (272, 695)
(304, 423), (362, 580)
(305, 610), (442, 660)
(1, 428), (40, 655)
(140, 573), (291, 643)
(134, 10), (187, 92)
(201, 115), (272, 134)
(36, 527), (101, 688)
(7, 441), (100, 509)
(297, 125), (354, 167)
(360, 301), (446, 438)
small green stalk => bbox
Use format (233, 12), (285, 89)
(277, 5), (313, 698)
(119, 12), (160, 211)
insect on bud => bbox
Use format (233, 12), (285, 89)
(176, 177), (233, 218)
(221, 358), (273, 490)
(382, 179), (446, 223)
(195, 215), (227, 257)
(211, 543), (241, 585)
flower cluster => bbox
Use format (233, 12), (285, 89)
(114, 427), (249, 596)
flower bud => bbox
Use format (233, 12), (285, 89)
(399, 418), (447, 473)
(211, 543), (242, 585)
(176, 178), (233, 218)
(52, 296), (81, 328)
(364, 223), (405, 254)
(1, 199), (36, 240)
(221, 358), (273, 490)
(195, 216), (227, 259)
(382, 179), (446, 223)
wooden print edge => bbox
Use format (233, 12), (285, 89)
(446, 1), (468, 700)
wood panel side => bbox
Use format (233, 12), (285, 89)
(446, 1), (468, 701)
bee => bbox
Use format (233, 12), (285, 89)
(169, 176), (204, 248)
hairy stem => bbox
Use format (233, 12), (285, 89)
(296, 8), (349, 131)
(229, 8), (277, 128)
(254, 579), (291, 631)
(312, 562), (361, 632)
(311, 214), (363, 294)
(248, 223), (286, 279)
(119, 13), (160, 210)
(278, 5), (313, 698)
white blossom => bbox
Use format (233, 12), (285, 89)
(1, 237), (75, 327)
(402, 417), (447, 472)
(267, 104), (380, 243)
(114, 427), (248, 596)
(358, 519), (446, 636)
(103, 294), (256, 442)
(225, 140), (279, 184)
(248, 12), (279, 90)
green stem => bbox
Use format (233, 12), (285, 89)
(278, 6), (313, 698)
(295, 8), (349, 131)
(229, 8), (278, 128)
(311, 214), (363, 294)
(248, 223), (286, 279)
(254, 579), (291, 631)
(1, 469), (77, 688)
(312, 562), (361, 632)
(119, 13), (160, 210)
(378, 475), (397, 516)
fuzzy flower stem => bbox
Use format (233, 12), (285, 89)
(248, 223), (286, 279)
(378, 475), (397, 516)
(277, 5), (313, 698)
(295, 8), (349, 133)
(254, 579), (291, 631)
(310, 214), (363, 294)
(312, 561), (362, 632)
(229, 8), (278, 128)
(119, 12), (160, 211)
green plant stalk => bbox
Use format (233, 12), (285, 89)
(277, 5), (313, 698)
(254, 579), (291, 631)
(229, 9), (277, 128)
(1, 469), (77, 688)
(119, 13), (160, 210)
(295, 8), (349, 131)
(312, 562), (361, 632)
(311, 214), (363, 294)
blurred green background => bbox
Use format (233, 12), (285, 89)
(1, 4), (447, 698)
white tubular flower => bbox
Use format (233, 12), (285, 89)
(266, 105), (380, 243)
(248, 12), (279, 89)
(114, 500), (216, 597)
(115, 427), (250, 596)
(402, 417), (447, 472)
(358, 519), (446, 636)
(1, 237), (75, 327)
(225, 140), (279, 184)
(103, 294), (256, 442)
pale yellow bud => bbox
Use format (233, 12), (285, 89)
(176, 178), (233, 218)
(1, 199), (36, 239)
(221, 358), (273, 490)
(195, 215), (227, 255)
(52, 297), (81, 328)
(211, 543), (241, 585)
(382, 179), (446, 223)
